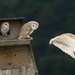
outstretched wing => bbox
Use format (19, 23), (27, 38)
(50, 33), (75, 59)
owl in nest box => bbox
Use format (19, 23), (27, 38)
(1, 22), (10, 36)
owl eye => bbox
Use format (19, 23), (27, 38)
(36, 25), (38, 27)
(32, 24), (35, 27)
(5, 24), (7, 25)
(31, 24), (38, 30)
(4, 23), (9, 27)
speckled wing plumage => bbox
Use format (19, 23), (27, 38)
(19, 21), (39, 40)
(50, 33), (75, 59)
(19, 23), (32, 39)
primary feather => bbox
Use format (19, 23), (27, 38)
(49, 33), (75, 59)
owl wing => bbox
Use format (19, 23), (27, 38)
(19, 25), (31, 39)
(50, 33), (75, 59)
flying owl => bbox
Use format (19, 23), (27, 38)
(49, 33), (75, 59)
(18, 21), (39, 40)
(1, 22), (10, 36)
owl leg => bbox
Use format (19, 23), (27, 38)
(2, 33), (7, 36)
(4, 33), (8, 36)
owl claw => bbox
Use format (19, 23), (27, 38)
(26, 36), (33, 40)
(18, 36), (33, 40)
(26, 35), (33, 40)
(29, 37), (33, 40)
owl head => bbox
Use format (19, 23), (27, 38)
(1, 22), (9, 28)
(28, 21), (39, 30)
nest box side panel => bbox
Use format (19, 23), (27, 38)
(0, 20), (23, 40)
(0, 45), (38, 75)
(0, 45), (31, 68)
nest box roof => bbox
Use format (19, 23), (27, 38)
(0, 17), (25, 21)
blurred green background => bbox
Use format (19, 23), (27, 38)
(0, 0), (75, 75)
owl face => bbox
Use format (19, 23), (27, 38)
(31, 23), (39, 30)
(1, 22), (9, 28)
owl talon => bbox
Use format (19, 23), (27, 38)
(26, 36), (33, 40)
(29, 37), (33, 40)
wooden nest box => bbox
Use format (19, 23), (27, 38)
(0, 17), (38, 75)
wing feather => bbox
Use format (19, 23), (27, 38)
(50, 33), (75, 59)
(19, 24), (32, 39)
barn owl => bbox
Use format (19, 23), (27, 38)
(49, 33), (75, 59)
(18, 21), (39, 40)
(1, 22), (10, 36)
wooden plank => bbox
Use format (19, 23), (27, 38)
(29, 45), (39, 75)
(0, 69), (22, 75)
(0, 39), (31, 46)
(0, 17), (25, 21)
(0, 69), (2, 75)
(0, 45), (31, 69)
(12, 69), (21, 75)
(21, 66), (26, 75)
(1, 69), (12, 75)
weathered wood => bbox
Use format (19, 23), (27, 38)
(0, 69), (22, 75)
(12, 69), (21, 75)
(0, 70), (2, 75)
(0, 45), (31, 69)
(26, 59), (36, 75)
(0, 17), (25, 21)
(29, 45), (38, 75)
(0, 39), (31, 46)
(0, 17), (39, 75)
(21, 66), (26, 75)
